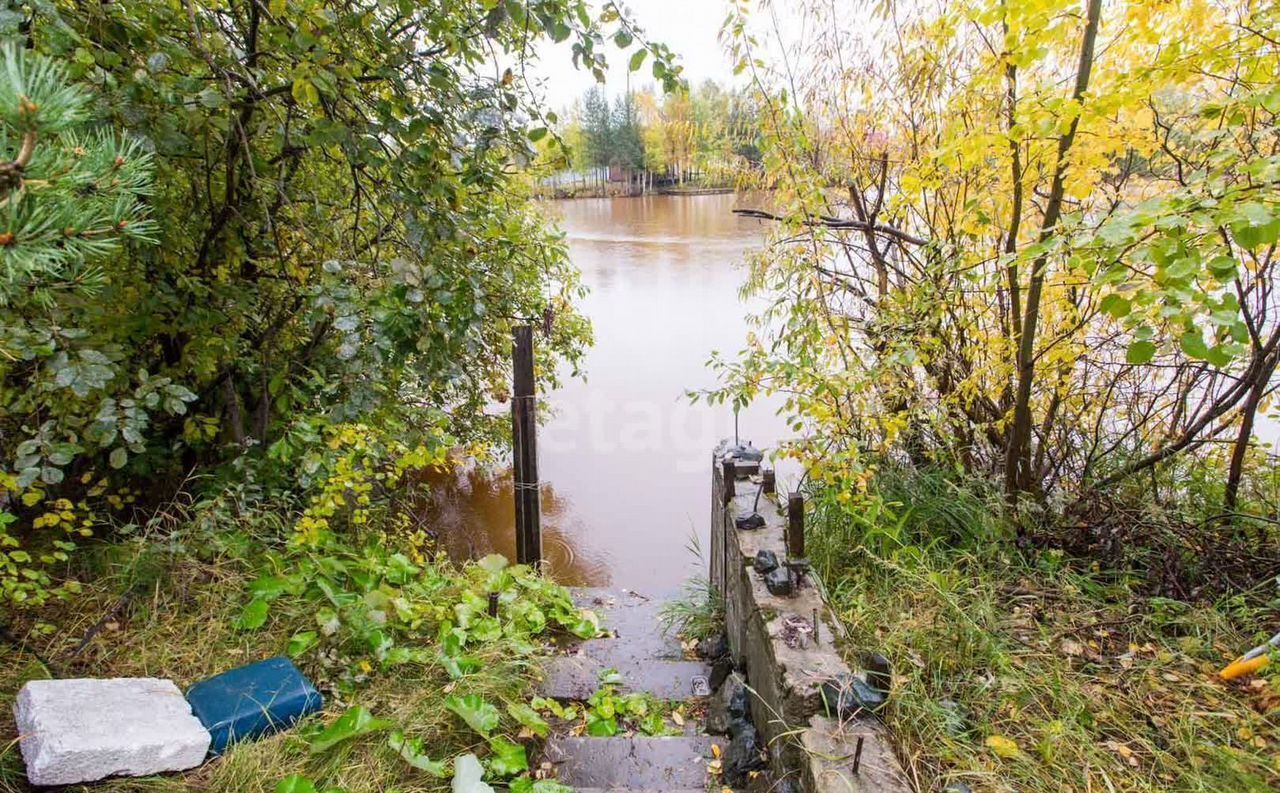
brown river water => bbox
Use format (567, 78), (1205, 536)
(424, 194), (793, 592)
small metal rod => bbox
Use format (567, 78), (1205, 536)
(813, 608), (820, 645)
(488, 592), (499, 617)
(752, 479), (765, 512)
(852, 736), (865, 774)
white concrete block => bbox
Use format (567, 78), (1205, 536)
(13, 677), (212, 786)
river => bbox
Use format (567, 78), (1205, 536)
(424, 193), (792, 592)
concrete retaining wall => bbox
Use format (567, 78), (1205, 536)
(711, 446), (912, 793)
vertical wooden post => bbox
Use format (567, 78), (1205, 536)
(720, 458), (734, 596)
(787, 492), (805, 559)
(512, 325), (541, 566)
(762, 469), (776, 495)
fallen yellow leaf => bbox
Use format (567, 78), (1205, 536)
(985, 734), (1021, 759)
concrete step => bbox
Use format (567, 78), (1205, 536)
(539, 655), (710, 700)
(544, 588), (710, 700)
(571, 588), (686, 659)
(543, 735), (723, 790)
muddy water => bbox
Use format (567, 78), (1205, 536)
(427, 194), (791, 591)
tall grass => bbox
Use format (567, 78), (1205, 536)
(659, 533), (724, 643)
(807, 466), (1280, 793)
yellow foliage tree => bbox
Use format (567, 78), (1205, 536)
(716, 0), (1280, 512)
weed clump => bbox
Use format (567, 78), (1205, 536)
(0, 490), (601, 793)
(808, 467), (1280, 793)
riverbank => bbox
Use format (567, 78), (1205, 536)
(0, 497), (599, 793)
(535, 184), (737, 200)
(808, 468), (1280, 793)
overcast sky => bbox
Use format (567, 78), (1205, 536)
(528, 0), (746, 114)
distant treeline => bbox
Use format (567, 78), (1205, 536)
(536, 81), (762, 196)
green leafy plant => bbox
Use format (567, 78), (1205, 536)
(0, 41), (161, 610)
(508, 779), (575, 793)
(445, 694), (502, 738)
(275, 775), (346, 793)
(386, 731), (448, 777)
(308, 706), (393, 754)
(576, 669), (679, 737)
(506, 701), (551, 738)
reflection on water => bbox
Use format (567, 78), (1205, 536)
(414, 465), (611, 587)
(428, 194), (791, 592)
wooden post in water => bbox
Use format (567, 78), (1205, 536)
(512, 325), (541, 566)
(787, 492), (805, 559)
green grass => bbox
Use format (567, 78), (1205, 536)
(0, 532), (561, 793)
(659, 575), (724, 645)
(808, 471), (1280, 793)
(658, 535), (724, 644)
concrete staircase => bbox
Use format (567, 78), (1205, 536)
(538, 588), (727, 792)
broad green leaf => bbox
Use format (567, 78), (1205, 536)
(276, 775), (318, 793)
(509, 780), (574, 793)
(629, 49), (648, 72)
(1125, 341), (1156, 365)
(1207, 255), (1238, 281)
(309, 706), (393, 753)
(1179, 330), (1210, 361)
(445, 694), (501, 737)
(564, 609), (601, 639)
(1205, 344), (1234, 368)
(470, 617), (502, 643)
(506, 702), (549, 737)
(249, 575), (290, 600)
(287, 630), (318, 657)
(387, 731), (448, 777)
(622, 693), (648, 716)
(291, 77), (319, 106)
(639, 710), (667, 735)
(486, 736), (529, 777)
(530, 696), (575, 720)
(438, 652), (482, 679)
(1099, 294), (1131, 319)
(236, 597), (269, 630)
(585, 712), (618, 736)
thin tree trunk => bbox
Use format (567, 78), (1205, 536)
(1225, 356), (1278, 511)
(222, 377), (246, 446)
(1002, 7), (1024, 353)
(1004, 0), (1103, 500)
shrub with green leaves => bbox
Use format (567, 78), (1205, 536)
(0, 1), (683, 610)
(0, 41), (164, 489)
(3, 0), (681, 485)
(0, 41), (163, 607)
